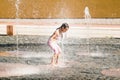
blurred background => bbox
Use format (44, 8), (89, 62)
(0, 0), (120, 19)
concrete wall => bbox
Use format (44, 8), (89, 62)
(0, 0), (120, 18)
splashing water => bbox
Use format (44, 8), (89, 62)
(57, 33), (67, 67)
(84, 6), (91, 19)
(83, 6), (108, 57)
(16, 32), (19, 54)
(55, 0), (71, 67)
(84, 6), (91, 54)
(15, 0), (20, 19)
(15, 0), (20, 54)
(60, 34), (65, 67)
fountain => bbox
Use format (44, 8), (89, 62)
(0, 1), (120, 79)
(15, 0), (20, 54)
(84, 6), (91, 55)
(15, 0), (20, 19)
(12, 0), (68, 68)
(58, 32), (67, 67)
(83, 6), (109, 57)
(84, 6), (91, 19)
(0, 0), (56, 77)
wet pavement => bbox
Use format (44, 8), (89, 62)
(0, 35), (120, 80)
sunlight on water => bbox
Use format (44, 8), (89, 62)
(0, 63), (54, 77)
(6, 51), (69, 68)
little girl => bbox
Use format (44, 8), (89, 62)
(48, 23), (69, 66)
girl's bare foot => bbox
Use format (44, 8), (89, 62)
(50, 63), (58, 67)
(50, 63), (55, 66)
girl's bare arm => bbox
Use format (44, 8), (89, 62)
(50, 30), (59, 40)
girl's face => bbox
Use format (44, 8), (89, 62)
(61, 27), (69, 33)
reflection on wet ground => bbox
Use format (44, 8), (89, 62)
(0, 35), (120, 79)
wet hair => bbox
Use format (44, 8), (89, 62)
(60, 23), (69, 29)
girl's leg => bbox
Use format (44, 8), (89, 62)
(49, 42), (61, 66)
(56, 54), (60, 64)
(51, 53), (57, 65)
